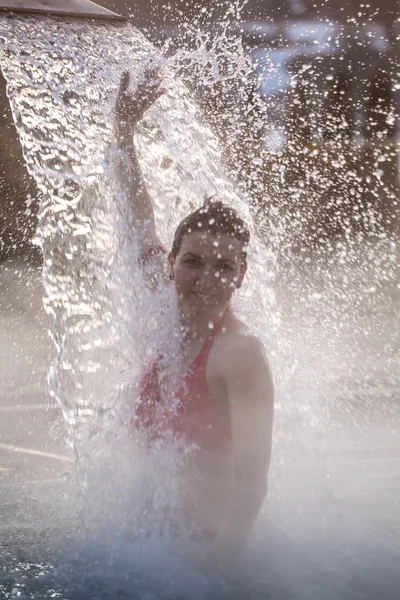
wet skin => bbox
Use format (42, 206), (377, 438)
(115, 71), (273, 576)
(163, 231), (273, 573)
(137, 233), (273, 576)
(168, 230), (247, 334)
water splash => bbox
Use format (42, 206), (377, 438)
(0, 13), (270, 421)
(0, 8), (399, 600)
(0, 11), (275, 540)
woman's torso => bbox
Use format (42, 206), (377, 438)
(133, 311), (249, 539)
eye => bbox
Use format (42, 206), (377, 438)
(184, 258), (201, 266)
(219, 263), (234, 271)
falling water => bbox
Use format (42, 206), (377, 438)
(0, 8), (399, 600)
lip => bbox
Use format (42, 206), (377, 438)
(190, 291), (217, 298)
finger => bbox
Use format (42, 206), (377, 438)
(137, 86), (164, 111)
(152, 89), (165, 102)
(146, 67), (160, 79)
(135, 80), (161, 103)
(143, 66), (163, 86)
(141, 77), (163, 98)
(135, 89), (164, 121)
(136, 79), (161, 98)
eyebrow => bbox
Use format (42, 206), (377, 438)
(182, 252), (203, 259)
(182, 252), (236, 266)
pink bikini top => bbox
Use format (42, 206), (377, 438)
(133, 311), (232, 454)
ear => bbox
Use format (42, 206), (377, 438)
(168, 252), (175, 279)
(236, 263), (247, 289)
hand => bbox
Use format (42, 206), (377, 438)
(115, 66), (164, 132)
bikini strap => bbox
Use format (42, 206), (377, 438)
(139, 244), (167, 266)
(191, 308), (229, 370)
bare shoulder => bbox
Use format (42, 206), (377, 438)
(210, 320), (274, 416)
(215, 317), (272, 380)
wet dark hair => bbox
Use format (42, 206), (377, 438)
(171, 198), (250, 266)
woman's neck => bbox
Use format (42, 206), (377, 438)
(179, 305), (229, 343)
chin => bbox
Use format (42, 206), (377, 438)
(180, 294), (210, 311)
(183, 294), (226, 317)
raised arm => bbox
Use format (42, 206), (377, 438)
(114, 70), (164, 252)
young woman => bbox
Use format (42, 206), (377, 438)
(115, 69), (274, 576)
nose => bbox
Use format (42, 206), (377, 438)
(195, 266), (216, 289)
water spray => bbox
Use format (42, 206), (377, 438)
(0, 3), (399, 597)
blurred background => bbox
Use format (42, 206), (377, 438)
(0, 0), (398, 263)
(0, 0), (399, 494)
(0, 4), (399, 593)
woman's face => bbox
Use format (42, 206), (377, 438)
(169, 230), (247, 318)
